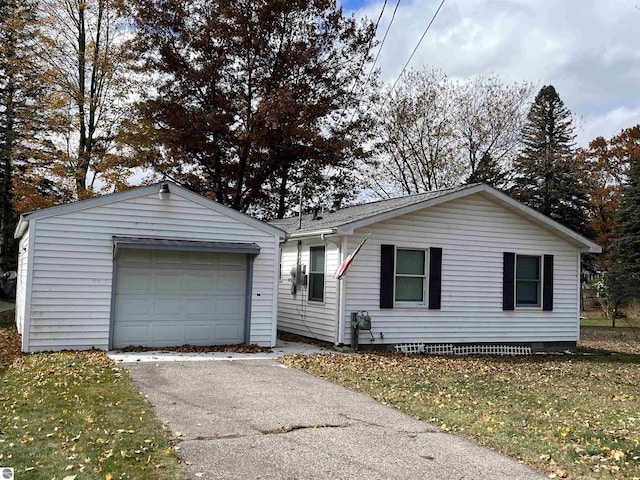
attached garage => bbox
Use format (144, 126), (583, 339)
(14, 183), (284, 353)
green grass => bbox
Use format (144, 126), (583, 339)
(581, 309), (640, 328)
(0, 311), (187, 479)
(282, 348), (640, 479)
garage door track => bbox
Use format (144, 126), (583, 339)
(125, 359), (545, 479)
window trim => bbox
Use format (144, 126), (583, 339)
(308, 245), (326, 303)
(394, 247), (428, 306)
(515, 254), (542, 309)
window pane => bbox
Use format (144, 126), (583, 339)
(516, 280), (540, 306)
(310, 247), (325, 272)
(516, 256), (540, 280)
(395, 277), (424, 302)
(396, 250), (425, 275)
(309, 273), (324, 301)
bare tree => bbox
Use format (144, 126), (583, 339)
(36, 0), (134, 199)
(366, 68), (535, 197)
(369, 67), (463, 198)
(455, 76), (535, 187)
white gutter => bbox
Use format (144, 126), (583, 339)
(287, 228), (337, 239)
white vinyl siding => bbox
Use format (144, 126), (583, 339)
(277, 240), (339, 343)
(343, 193), (581, 346)
(14, 229), (29, 335)
(22, 191), (279, 352)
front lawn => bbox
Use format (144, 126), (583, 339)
(0, 310), (187, 479)
(282, 347), (640, 479)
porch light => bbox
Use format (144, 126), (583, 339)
(158, 182), (171, 200)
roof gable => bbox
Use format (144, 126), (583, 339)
(271, 183), (601, 253)
(15, 182), (285, 239)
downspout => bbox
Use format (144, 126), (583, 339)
(322, 233), (344, 346)
(576, 250), (581, 342)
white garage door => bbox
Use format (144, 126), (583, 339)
(113, 249), (247, 349)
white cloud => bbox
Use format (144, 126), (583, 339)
(351, 0), (640, 146)
(579, 106), (640, 147)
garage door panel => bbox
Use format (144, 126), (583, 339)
(154, 298), (184, 315)
(215, 324), (243, 343)
(154, 250), (183, 264)
(154, 272), (184, 291)
(114, 323), (149, 345)
(184, 298), (214, 315)
(118, 270), (153, 291)
(119, 249), (152, 263)
(216, 297), (245, 315)
(217, 272), (246, 293)
(218, 255), (246, 268)
(184, 324), (213, 343)
(185, 271), (215, 291)
(151, 324), (182, 342)
(115, 297), (151, 316)
(186, 251), (216, 265)
(113, 249), (248, 349)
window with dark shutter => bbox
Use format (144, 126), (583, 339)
(543, 255), (554, 311)
(503, 252), (515, 311)
(428, 247), (442, 309)
(380, 245), (395, 308)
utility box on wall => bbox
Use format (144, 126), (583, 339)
(350, 310), (372, 351)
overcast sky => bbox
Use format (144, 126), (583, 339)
(341, 0), (640, 148)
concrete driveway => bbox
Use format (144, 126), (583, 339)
(125, 359), (546, 480)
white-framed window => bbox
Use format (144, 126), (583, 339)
(394, 248), (427, 305)
(515, 254), (541, 308)
(308, 246), (325, 302)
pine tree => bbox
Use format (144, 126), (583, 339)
(0, 0), (42, 270)
(511, 85), (592, 237)
(465, 152), (506, 187)
(607, 154), (640, 317)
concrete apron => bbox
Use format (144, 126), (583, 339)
(124, 360), (546, 480)
(108, 340), (331, 363)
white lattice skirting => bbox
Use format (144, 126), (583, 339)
(394, 343), (532, 356)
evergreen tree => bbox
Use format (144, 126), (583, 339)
(511, 85), (592, 237)
(465, 152), (506, 187)
(0, 0), (42, 270)
(607, 154), (640, 317)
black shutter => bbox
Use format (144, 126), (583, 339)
(503, 252), (515, 311)
(428, 247), (442, 309)
(543, 255), (554, 311)
(380, 245), (395, 309)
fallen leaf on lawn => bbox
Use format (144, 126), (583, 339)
(106, 474), (112, 480)
(63, 476), (77, 480)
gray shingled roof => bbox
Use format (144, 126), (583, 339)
(270, 183), (477, 234)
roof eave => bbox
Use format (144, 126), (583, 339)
(14, 216), (28, 239)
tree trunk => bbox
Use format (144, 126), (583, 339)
(276, 167), (289, 219)
(0, 44), (16, 271)
(75, 2), (88, 196)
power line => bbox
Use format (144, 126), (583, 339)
(343, 0), (388, 107)
(364, 0), (401, 89)
(386, 0), (447, 100)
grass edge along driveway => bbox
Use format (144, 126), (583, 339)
(281, 351), (640, 480)
(0, 311), (187, 480)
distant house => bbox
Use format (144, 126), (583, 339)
(14, 182), (284, 353)
(271, 183), (601, 353)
